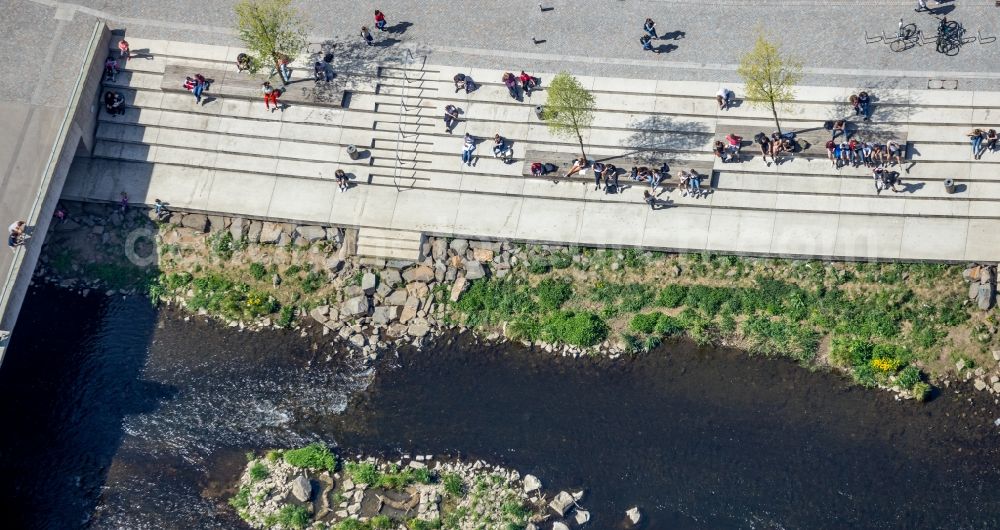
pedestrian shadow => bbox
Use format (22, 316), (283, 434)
(128, 48), (155, 60)
(929, 4), (955, 16)
(660, 31), (685, 40)
(654, 44), (678, 54)
(387, 22), (412, 35)
(376, 38), (400, 48)
(899, 181), (926, 194)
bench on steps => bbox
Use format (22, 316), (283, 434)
(161, 64), (348, 108)
(521, 149), (714, 189)
(719, 122), (909, 165)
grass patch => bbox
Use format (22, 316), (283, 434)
(276, 504), (310, 529)
(249, 461), (269, 482)
(282, 443), (336, 471)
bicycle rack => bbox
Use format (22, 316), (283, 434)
(865, 29), (883, 44)
(391, 48), (427, 192)
(978, 30), (997, 44)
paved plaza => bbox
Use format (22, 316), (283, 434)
(5, 0), (1000, 344)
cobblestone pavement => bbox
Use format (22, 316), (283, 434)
(16, 0), (1000, 91)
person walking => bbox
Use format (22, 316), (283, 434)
(374, 10), (387, 31)
(640, 34), (659, 53)
(643, 18), (657, 39)
(443, 104), (460, 133)
(361, 26), (374, 46)
(643, 190), (657, 210)
(915, 0), (929, 12)
(262, 82), (279, 112)
(858, 91), (872, 121)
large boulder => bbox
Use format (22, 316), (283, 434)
(181, 214), (209, 232)
(549, 491), (574, 516)
(361, 272), (378, 295)
(206, 215), (228, 232)
(399, 296), (420, 324)
(290, 475), (311, 502)
(406, 281), (429, 299)
(523, 474), (541, 493)
(402, 266), (435, 283)
(552, 523), (570, 530)
(382, 268), (402, 287)
(449, 238), (469, 256)
(407, 318), (431, 337)
(259, 222), (283, 244)
(372, 306), (398, 325)
(229, 217), (247, 241)
(246, 220), (263, 243)
(341, 296), (370, 317)
(464, 260), (486, 280)
(573, 509), (590, 525)
(449, 277), (468, 302)
(472, 248), (494, 262)
(295, 225), (327, 242)
(386, 289), (408, 306)
(309, 305), (330, 324)
(626, 507), (641, 526)
(431, 239), (448, 261)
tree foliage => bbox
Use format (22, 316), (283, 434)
(234, 0), (310, 75)
(737, 30), (802, 135)
(541, 72), (596, 161)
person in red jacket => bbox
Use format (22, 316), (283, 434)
(374, 10), (387, 31)
(518, 71), (538, 96)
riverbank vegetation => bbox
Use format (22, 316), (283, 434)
(36, 202), (999, 400)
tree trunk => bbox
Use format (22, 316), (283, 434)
(771, 102), (782, 136)
(576, 131), (587, 162)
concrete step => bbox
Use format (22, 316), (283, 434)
(357, 227), (423, 260)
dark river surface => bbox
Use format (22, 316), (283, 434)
(1, 285), (999, 529)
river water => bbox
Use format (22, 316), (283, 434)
(1, 285), (998, 529)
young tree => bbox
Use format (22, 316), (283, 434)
(541, 72), (596, 161)
(737, 30), (802, 135)
(234, 0), (310, 76)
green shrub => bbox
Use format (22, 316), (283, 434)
(536, 278), (573, 310)
(619, 283), (654, 312)
(897, 365), (923, 389)
(407, 519), (441, 530)
(851, 364), (878, 387)
(249, 461), (269, 482)
(455, 279), (536, 327)
(622, 333), (642, 354)
(249, 262), (267, 281)
(550, 252), (573, 269)
(411, 467), (432, 484)
(442, 473), (464, 497)
(912, 382), (932, 401)
(345, 462), (381, 485)
(654, 315), (684, 336)
(210, 231), (236, 260)
(643, 336), (662, 351)
(276, 504), (310, 529)
(266, 450), (282, 462)
(370, 515), (394, 529)
(228, 486), (251, 511)
(335, 519), (364, 530)
(629, 312), (662, 334)
(540, 311), (608, 347)
(276, 305), (295, 328)
(501, 500), (531, 523)
(528, 258), (551, 274)
(656, 284), (688, 308)
(301, 271), (324, 294)
(283, 443), (336, 471)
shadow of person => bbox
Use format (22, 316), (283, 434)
(661, 30), (686, 40)
(387, 21), (413, 35)
(930, 4), (955, 16)
(900, 181), (926, 194)
(655, 44), (678, 54)
(376, 38), (400, 48)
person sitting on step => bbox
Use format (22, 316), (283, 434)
(492, 134), (513, 162)
(566, 157), (587, 178)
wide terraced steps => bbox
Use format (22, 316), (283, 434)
(61, 35), (1000, 261)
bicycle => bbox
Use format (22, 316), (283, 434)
(936, 17), (964, 56)
(887, 19), (921, 52)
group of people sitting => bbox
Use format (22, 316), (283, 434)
(968, 128), (998, 160)
(529, 157), (708, 198)
(825, 138), (904, 170)
(753, 132), (799, 166)
(104, 90), (125, 116)
(713, 134), (743, 163)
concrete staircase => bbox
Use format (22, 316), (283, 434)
(61, 35), (1000, 261)
(357, 227), (424, 260)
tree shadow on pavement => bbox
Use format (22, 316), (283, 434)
(619, 115), (711, 163)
